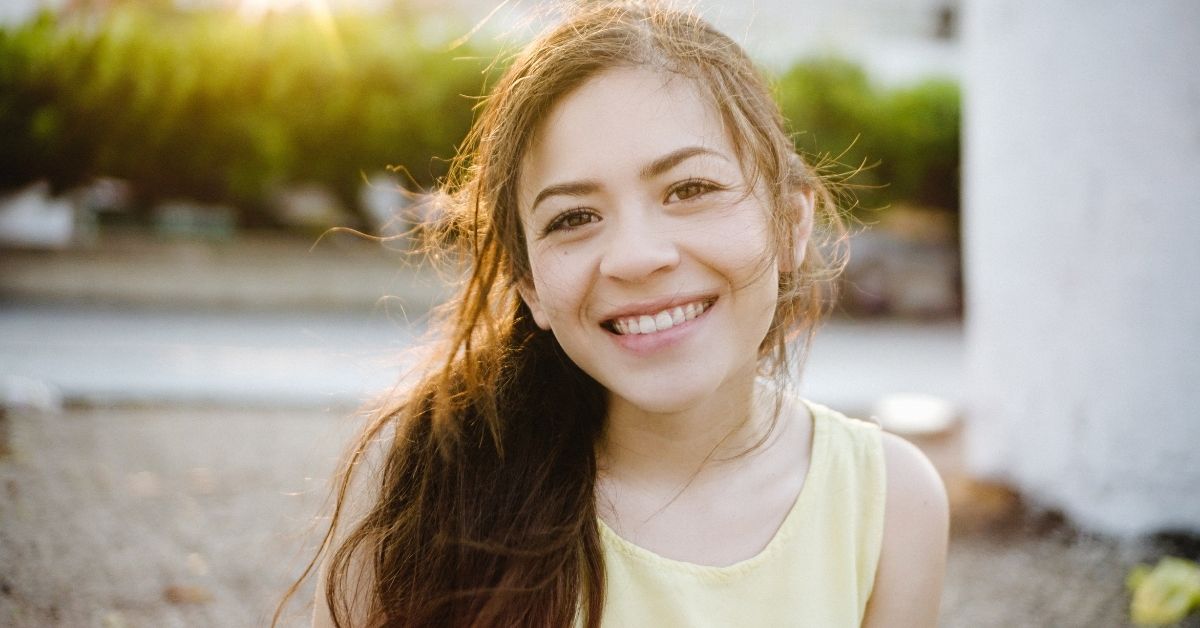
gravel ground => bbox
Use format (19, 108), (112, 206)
(0, 406), (353, 627)
(0, 406), (1189, 627)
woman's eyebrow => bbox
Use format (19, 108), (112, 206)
(531, 180), (601, 215)
(529, 146), (726, 215)
(639, 146), (727, 178)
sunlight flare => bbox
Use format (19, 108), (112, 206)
(236, 0), (347, 67)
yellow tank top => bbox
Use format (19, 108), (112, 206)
(596, 400), (886, 627)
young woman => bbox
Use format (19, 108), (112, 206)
(286, 2), (948, 626)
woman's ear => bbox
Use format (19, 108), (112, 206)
(779, 187), (815, 273)
(517, 279), (552, 330)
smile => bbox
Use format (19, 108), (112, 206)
(605, 298), (715, 335)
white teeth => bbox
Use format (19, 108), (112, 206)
(609, 300), (712, 336)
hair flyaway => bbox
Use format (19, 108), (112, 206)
(269, 1), (935, 626)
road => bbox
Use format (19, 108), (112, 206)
(0, 303), (964, 415)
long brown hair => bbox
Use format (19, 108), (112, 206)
(278, 2), (847, 626)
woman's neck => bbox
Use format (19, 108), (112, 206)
(597, 374), (779, 488)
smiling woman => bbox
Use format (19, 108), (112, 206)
(280, 2), (948, 627)
(517, 68), (781, 415)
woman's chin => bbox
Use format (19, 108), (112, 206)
(604, 380), (715, 417)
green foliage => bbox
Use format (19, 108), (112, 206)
(0, 10), (961, 226)
(0, 5), (489, 225)
(1128, 557), (1200, 626)
(775, 58), (961, 213)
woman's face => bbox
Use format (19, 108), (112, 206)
(517, 66), (781, 415)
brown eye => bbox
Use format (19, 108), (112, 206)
(563, 212), (596, 227)
(668, 180), (718, 203)
(544, 209), (599, 234)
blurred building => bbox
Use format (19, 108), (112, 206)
(963, 1), (1200, 536)
(467, 0), (963, 82)
(699, 0), (961, 81)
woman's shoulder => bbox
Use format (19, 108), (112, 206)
(877, 430), (948, 550)
(799, 399), (884, 463)
(797, 398), (948, 625)
(800, 399), (877, 428)
(800, 399), (945, 549)
(863, 427), (950, 626)
(879, 430), (946, 505)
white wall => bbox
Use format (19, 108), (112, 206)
(699, 0), (962, 79)
(963, 1), (1200, 536)
(461, 0), (962, 82)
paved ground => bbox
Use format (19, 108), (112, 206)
(0, 406), (343, 627)
(0, 405), (1179, 628)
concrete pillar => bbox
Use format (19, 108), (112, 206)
(962, 1), (1200, 536)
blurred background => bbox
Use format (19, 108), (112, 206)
(0, 0), (1196, 626)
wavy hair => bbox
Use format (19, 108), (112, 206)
(278, 2), (847, 626)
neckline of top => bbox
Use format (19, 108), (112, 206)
(596, 398), (829, 579)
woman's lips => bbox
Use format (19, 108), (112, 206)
(605, 298), (715, 335)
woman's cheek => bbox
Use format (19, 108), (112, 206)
(695, 213), (775, 274)
(531, 249), (591, 316)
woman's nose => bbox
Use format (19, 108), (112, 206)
(597, 211), (680, 282)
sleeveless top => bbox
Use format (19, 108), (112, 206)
(594, 400), (886, 627)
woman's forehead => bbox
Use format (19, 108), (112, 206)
(517, 67), (738, 209)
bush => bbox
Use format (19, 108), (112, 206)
(0, 6), (490, 226)
(0, 11), (960, 226)
(775, 58), (961, 214)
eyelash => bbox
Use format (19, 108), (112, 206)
(667, 178), (724, 202)
(542, 208), (598, 235)
(539, 179), (725, 236)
